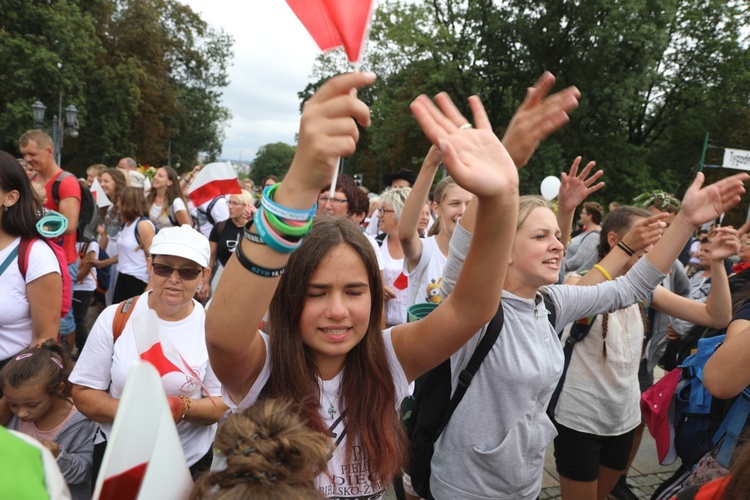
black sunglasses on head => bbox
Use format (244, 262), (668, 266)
(152, 263), (202, 280)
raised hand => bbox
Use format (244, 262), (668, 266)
(708, 226), (740, 262)
(558, 156), (605, 212)
(501, 72), (581, 168)
(620, 213), (669, 253)
(410, 92), (517, 200)
(680, 172), (749, 227)
(288, 72), (376, 196)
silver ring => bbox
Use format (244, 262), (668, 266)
(459, 123), (472, 130)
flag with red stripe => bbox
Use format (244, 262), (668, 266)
(187, 161), (241, 208)
(93, 362), (192, 500)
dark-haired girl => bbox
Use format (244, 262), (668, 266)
(2, 341), (97, 499)
(0, 150), (61, 368)
(207, 72), (521, 498)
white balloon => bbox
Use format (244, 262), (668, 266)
(540, 176), (561, 201)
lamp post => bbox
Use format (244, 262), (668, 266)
(31, 98), (79, 165)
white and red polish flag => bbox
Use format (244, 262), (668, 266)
(286, 0), (375, 65)
(90, 178), (112, 208)
(187, 161), (242, 208)
(93, 362), (192, 500)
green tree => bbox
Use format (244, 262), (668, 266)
(250, 142), (297, 184)
(0, 0), (233, 174)
(307, 0), (750, 203)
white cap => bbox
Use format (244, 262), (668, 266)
(149, 225), (210, 268)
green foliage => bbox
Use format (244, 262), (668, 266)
(250, 142), (297, 184)
(307, 0), (750, 205)
(0, 0), (233, 175)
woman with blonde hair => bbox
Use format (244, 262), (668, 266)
(208, 190), (255, 298)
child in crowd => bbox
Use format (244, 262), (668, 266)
(192, 399), (332, 499)
(1, 341), (98, 500)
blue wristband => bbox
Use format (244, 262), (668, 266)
(261, 184), (317, 222)
(254, 209), (301, 254)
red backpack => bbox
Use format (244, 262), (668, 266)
(18, 237), (72, 318)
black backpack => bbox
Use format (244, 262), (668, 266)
(52, 172), (98, 242)
(405, 293), (557, 499)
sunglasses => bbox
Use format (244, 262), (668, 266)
(152, 263), (202, 280)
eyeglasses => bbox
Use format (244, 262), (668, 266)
(378, 207), (395, 216)
(228, 200), (245, 206)
(152, 263), (202, 280)
(318, 195), (348, 205)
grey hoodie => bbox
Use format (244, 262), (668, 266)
(429, 222), (666, 500)
(9, 406), (98, 500)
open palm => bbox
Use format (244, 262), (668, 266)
(410, 93), (517, 199)
(680, 172), (748, 226)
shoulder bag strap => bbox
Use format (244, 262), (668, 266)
(437, 302), (505, 437)
(0, 245), (19, 277)
(112, 295), (141, 343)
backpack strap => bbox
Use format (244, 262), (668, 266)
(17, 238), (34, 280)
(167, 204), (178, 227)
(205, 197), (221, 226)
(436, 302), (505, 438)
(713, 387), (750, 467)
(51, 171), (75, 207)
(112, 295), (141, 343)
(0, 245), (19, 277)
(547, 314), (598, 418)
(133, 217), (150, 250)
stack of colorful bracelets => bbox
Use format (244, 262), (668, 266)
(235, 183), (317, 278)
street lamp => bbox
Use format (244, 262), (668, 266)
(31, 98), (79, 165)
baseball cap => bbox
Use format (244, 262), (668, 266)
(641, 367), (681, 465)
(149, 224), (210, 268)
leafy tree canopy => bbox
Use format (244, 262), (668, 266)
(250, 142), (296, 185)
(306, 0), (750, 222)
(0, 0), (233, 176)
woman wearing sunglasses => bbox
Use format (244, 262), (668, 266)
(70, 225), (228, 481)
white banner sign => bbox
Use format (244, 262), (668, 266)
(723, 148), (750, 171)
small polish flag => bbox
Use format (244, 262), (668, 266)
(188, 162), (242, 208)
(90, 178), (112, 208)
(93, 362), (193, 500)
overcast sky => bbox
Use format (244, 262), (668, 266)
(183, 1), (322, 162)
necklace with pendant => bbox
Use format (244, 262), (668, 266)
(322, 388), (339, 420)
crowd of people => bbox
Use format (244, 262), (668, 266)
(2, 70), (750, 500)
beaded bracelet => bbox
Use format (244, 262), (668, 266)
(617, 241), (635, 257)
(261, 183), (317, 221)
(243, 219), (266, 245)
(235, 236), (286, 278)
(179, 396), (192, 422)
(263, 208), (314, 237)
(254, 209), (303, 254)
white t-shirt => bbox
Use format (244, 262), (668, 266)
(116, 219), (153, 283)
(0, 238), (61, 360)
(221, 328), (409, 499)
(555, 304), (644, 435)
(404, 236), (447, 307)
(74, 240), (99, 292)
(69, 292), (221, 465)
(363, 233), (384, 271)
(380, 235), (408, 326)
(195, 197), (229, 238)
(149, 198), (187, 231)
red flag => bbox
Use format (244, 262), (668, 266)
(322, 0), (374, 63)
(286, 0), (375, 64)
(285, 0), (341, 52)
(187, 161), (241, 208)
(393, 272), (408, 291)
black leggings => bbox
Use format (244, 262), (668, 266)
(72, 290), (93, 351)
(112, 273), (147, 304)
